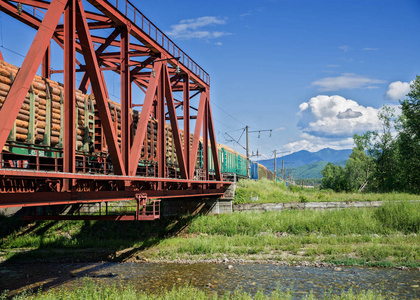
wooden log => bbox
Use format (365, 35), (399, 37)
(19, 109), (30, 116)
(0, 75), (12, 85)
(76, 95), (85, 102)
(37, 121), (46, 129)
(50, 86), (61, 96)
(0, 83), (10, 92)
(0, 68), (10, 77)
(32, 81), (46, 91)
(51, 124), (60, 131)
(16, 133), (27, 141)
(17, 114), (30, 122)
(52, 108), (61, 115)
(37, 91), (47, 99)
(51, 94), (61, 102)
(51, 101), (60, 109)
(35, 134), (43, 141)
(16, 127), (28, 135)
(51, 137), (59, 144)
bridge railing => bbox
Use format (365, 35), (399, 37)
(108, 0), (210, 86)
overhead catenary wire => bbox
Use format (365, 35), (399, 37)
(210, 101), (246, 126)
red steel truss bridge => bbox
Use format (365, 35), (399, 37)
(0, 0), (230, 219)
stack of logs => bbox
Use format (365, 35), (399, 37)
(0, 59), (192, 166)
(0, 60), (91, 150)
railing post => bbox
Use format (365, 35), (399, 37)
(36, 150), (40, 171)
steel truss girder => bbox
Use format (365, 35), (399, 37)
(0, 0), (224, 206)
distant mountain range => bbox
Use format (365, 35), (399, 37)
(257, 148), (352, 179)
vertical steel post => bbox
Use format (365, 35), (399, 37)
(63, 0), (76, 191)
(157, 64), (166, 186)
(75, 0), (125, 175)
(203, 97), (209, 181)
(206, 94), (222, 181)
(42, 44), (51, 79)
(183, 74), (190, 179)
(121, 25), (131, 175)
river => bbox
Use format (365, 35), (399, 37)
(1, 262), (419, 298)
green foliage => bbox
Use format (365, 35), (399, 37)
(375, 201), (420, 233)
(10, 278), (391, 300)
(234, 178), (289, 204)
(395, 76), (420, 193)
(188, 201), (420, 236)
(234, 178), (419, 204)
(320, 163), (346, 191)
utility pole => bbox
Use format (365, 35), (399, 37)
(225, 126), (272, 179)
(274, 150), (277, 181)
(272, 150), (290, 182)
(282, 160), (285, 181)
(246, 125), (249, 178)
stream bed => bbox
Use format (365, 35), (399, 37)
(1, 262), (419, 298)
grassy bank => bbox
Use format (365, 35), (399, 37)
(234, 178), (420, 204)
(4, 278), (391, 300)
(152, 201), (420, 267)
(1, 201), (419, 267)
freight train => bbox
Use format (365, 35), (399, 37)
(0, 60), (272, 181)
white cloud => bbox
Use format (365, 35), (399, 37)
(214, 41), (223, 46)
(283, 133), (354, 152)
(384, 80), (412, 101)
(327, 64), (340, 68)
(297, 95), (380, 138)
(363, 47), (379, 51)
(167, 16), (231, 40)
(312, 73), (385, 91)
(284, 96), (403, 153)
(275, 127), (285, 131)
(339, 45), (351, 52)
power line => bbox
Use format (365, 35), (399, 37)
(211, 101), (246, 126)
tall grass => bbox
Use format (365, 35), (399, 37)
(5, 278), (391, 300)
(234, 179), (420, 204)
(375, 201), (420, 233)
(189, 201), (420, 236)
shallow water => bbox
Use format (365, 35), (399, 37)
(1, 262), (419, 298)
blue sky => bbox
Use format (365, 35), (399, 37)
(1, 0), (420, 159)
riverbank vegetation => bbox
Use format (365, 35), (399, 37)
(1, 201), (419, 268)
(321, 76), (420, 194)
(234, 178), (419, 204)
(4, 278), (391, 300)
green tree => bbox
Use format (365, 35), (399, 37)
(344, 133), (374, 192)
(397, 76), (420, 193)
(370, 106), (399, 192)
(321, 162), (346, 191)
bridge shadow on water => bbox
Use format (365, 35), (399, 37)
(0, 210), (199, 298)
